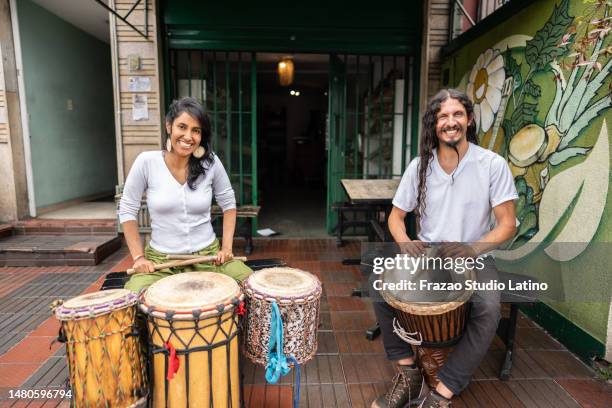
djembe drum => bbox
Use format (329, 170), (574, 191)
(54, 289), (147, 408)
(381, 251), (473, 388)
(140, 272), (243, 408)
(242, 267), (322, 366)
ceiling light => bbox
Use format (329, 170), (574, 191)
(277, 57), (294, 86)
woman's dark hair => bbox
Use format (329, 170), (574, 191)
(416, 89), (478, 218)
(165, 97), (214, 190)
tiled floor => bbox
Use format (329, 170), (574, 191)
(0, 238), (610, 407)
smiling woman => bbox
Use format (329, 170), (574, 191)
(118, 97), (252, 293)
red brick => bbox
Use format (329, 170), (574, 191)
(0, 337), (62, 364)
(0, 363), (42, 387)
(111, 254), (133, 272)
(29, 317), (61, 337)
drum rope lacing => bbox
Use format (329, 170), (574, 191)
(265, 301), (301, 408)
(144, 297), (243, 407)
(57, 306), (147, 406)
(392, 318), (424, 345)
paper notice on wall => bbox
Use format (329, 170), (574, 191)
(128, 76), (151, 92)
(132, 95), (148, 121)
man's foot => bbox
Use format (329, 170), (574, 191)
(417, 390), (452, 407)
(371, 365), (428, 408)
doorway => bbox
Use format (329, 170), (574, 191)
(256, 54), (329, 237)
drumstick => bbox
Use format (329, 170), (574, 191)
(127, 255), (246, 275)
(165, 254), (247, 261)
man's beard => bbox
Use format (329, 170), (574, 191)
(443, 138), (461, 148)
(441, 125), (464, 148)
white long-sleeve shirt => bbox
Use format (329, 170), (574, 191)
(118, 151), (236, 254)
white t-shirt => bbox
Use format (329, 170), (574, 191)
(392, 142), (518, 243)
(118, 151), (236, 254)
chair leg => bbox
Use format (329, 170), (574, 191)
(500, 303), (519, 380)
(245, 218), (253, 255)
(365, 322), (381, 341)
(336, 208), (344, 247)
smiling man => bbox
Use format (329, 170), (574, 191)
(371, 89), (518, 408)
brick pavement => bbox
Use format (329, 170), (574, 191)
(0, 239), (610, 407)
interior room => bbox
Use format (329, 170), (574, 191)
(255, 54), (329, 237)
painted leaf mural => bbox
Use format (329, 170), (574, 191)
(525, 0), (573, 72)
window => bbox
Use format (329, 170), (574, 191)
(450, 0), (512, 40)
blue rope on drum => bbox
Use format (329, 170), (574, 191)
(265, 301), (301, 408)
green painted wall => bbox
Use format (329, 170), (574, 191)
(18, 0), (116, 208)
(443, 0), (611, 350)
(162, 0), (422, 54)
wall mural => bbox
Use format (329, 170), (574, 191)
(458, 0), (611, 261)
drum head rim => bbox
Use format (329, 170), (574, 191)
(381, 289), (472, 315)
(244, 267), (321, 300)
(55, 289), (137, 321)
(139, 293), (245, 320)
(141, 272), (242, 315)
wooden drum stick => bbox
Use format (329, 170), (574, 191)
(127, 255), (248, 275)
(165, 254), (247, 261)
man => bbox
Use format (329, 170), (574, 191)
(371, 89), (518, 408)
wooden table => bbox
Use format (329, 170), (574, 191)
(340, 179), (400, 205)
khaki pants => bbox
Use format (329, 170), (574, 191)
(124, 239), (252, 293)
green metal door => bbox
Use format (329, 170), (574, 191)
(167, 51), (258, 210)
(327, 55), (347, 232)
(326, 54), (419, 233)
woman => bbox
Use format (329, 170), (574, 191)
(119, 97), (252, 293)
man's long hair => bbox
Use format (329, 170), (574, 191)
(416, 89), (479, 218)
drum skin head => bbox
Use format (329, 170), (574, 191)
(143, 272), (241, 313)
(56, 289), (137, 320)
(246, 267), (319, 298)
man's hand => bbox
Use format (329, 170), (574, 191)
(437, 241), (477, 259)
(398, 240), (428, 257)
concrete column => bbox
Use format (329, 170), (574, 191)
(108, 0), (164, 183)
(419, 0), (452, 116)
(0, 0), (29, 222)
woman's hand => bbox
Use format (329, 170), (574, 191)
(133, 257), (156, 274)
(215, 249), (234, 266)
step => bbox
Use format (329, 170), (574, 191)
(13, 219), (117, 236)
(0, 224), (14, 239)
(0, 234), (121, 266)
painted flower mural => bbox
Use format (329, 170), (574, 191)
(466, 49), (506, 133)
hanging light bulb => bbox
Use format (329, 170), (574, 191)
(277, 57), (294, 86)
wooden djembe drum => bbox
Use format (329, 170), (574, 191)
(380, 249), (474, 388)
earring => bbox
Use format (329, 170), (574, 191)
(193, 146), (205, 159)
(166, 138), (172, 152)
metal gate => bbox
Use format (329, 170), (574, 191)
(166, 50), (419, 235)
(167, 50), (258, 208)
(327, 54), (418, 232)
